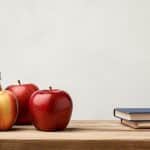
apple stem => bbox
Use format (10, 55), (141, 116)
(18, 80), (21, 85)
(0, 72), (2, 90)
(49, 86), (52, 90)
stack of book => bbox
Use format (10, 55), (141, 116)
(114, 108), (150, 129)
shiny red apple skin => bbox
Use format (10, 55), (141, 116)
(6, 83), (38, 125)
(0, 90), (18, 130)
(29, 89), (73, 131)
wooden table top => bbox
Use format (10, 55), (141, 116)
(1, 120), (150, 150)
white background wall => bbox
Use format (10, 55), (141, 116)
(0, 0), (150, 119)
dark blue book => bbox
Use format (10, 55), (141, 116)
(114, 108), (150, 121)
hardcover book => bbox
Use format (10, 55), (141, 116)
(114, 108), (150, 121)
(121, 119), (150, 129)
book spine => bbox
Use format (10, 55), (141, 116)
(113, 109), (116, 117)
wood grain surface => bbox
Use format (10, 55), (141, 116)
(0, 120), (150, 150)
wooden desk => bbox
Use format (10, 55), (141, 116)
(0, 120), (150, 150)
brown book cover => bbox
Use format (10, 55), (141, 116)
(121, 119), (150, 129)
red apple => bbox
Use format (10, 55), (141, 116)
(29, 87), (73, 131)
(0, 90), (18, 130)
(6, 80), (38, 125)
